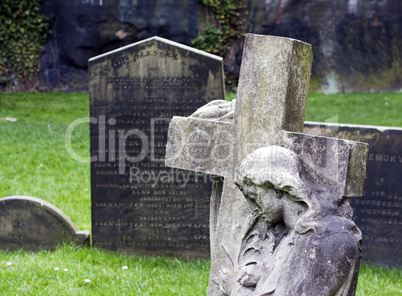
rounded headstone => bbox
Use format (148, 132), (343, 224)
(0, 196), (89, 251)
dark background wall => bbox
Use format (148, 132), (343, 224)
(39, 0), (402, 93)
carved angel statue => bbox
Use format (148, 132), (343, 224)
(219, 146), (362, 296)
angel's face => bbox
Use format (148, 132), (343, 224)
(240, 182), (284, 224)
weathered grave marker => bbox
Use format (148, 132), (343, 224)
(304, 122), (402, 267)
(0, 196), (89, 251)
(89, 36), (224, 256)
(166, 34), (368, 294)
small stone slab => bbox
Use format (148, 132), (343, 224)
(0, 196), (90, 251)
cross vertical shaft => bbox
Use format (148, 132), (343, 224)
(235, 35), (313, 162)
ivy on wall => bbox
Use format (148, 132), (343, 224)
(0, 0), (49, 91)
(192, 0), (246, 91)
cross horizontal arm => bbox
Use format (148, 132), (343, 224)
(165, 116), (235, 177)
(285, 132), (368, 198)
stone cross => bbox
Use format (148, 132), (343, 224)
(166, 34), (368, 295)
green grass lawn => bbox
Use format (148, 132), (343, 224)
(0, 246), (210, 295)
(0, 92), (401, 295)
(227, 91), (402, 127)
(305, 92), (402, 127)
(0, 92), (91, 230)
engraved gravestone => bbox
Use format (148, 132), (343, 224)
(0, 196), (89, 251)
(89, 36), (224, 256)
(304, 122), (402, 267)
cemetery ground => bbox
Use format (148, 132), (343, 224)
(0, 91), (401, 295)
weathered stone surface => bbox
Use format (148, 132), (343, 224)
(37, 0), (402, 92)
(89, 36), (225, 257)
(246, 0), (402, 92)
(0, 196), (89, 251)
(230, 146), (362, 296)
(166, 34), (369, 295)
(304, 122), (402, 267)
(285, 132), (368, 198)
(168, 118), (402, 267)
(39, 0), (200, 91)
(166, 116), (235, 177)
